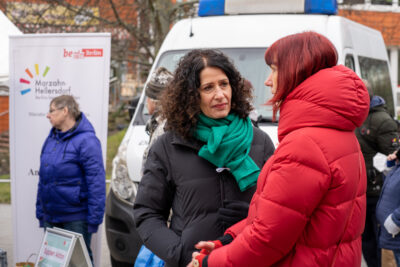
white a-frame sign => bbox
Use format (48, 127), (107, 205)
(35, 227), (93, 267)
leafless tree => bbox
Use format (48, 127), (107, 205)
(0, 0), (198, 81)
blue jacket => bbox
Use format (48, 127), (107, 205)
(376, 163), (400, 249)
(36, 113), (105, 233)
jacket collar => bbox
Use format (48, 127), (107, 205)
(49, 112), (94, 141)
(370, 105), (387, 113)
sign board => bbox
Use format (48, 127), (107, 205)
(9, 33), (110, 266)
(36, 227), (92, 267)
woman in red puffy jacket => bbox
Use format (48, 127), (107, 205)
(188, 31), (370, 267)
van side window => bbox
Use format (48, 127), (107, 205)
(358, 56), (395, 117)
(371, 0), (392, 5)
(342, 0), (364, 3)
(345, 54), (355, 71)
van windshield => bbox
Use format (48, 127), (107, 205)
(145, 48), (275, 122)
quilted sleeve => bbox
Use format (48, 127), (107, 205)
(376, 116), (399, 155)
(208, 133), (331, 267)
(224, 219), (247, 239)
(79, 135), (106, 232)
(133, 137), (183, 267)
(36, 179), (44, 227)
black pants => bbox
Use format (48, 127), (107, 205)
(362, 196), (381, 267)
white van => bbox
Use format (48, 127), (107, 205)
(105, 2), (395, 265)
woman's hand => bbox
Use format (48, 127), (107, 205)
(218, 200), (249, 227)
(195, 241), (217, 254)
(187, 240), (221, 267)
(188, 251), (208, 267)
(187, 240), (222, 266)
(387, 151), (397, 161)
(187, 252), (201, 267)
(384, 214), (400, 237)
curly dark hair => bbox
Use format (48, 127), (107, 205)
(160, 49), (253, 139)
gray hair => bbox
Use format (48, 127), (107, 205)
(50, 95), (80, 119)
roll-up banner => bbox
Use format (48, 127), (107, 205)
(9, 33), (111, 266)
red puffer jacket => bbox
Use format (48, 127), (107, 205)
(207, 65), (370, 267)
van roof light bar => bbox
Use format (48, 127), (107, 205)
(198, 0), (338, 17)
(305, 0), (338, 15)
(198, 0), (225, 17)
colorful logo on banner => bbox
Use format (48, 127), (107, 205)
(19, 64), (50, 95)
(18, 63), (71, 99)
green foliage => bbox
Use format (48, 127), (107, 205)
(108, 104), (131, 136)
(106, 128), (127, 180)
(0, 174), (10, 203)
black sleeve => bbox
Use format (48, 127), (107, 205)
(376, 117), (399, 155)
(217, 234), (234, 245)
(203, 255), (209, 267)
(253, 126), (275, 165)
(133, 137), (182, 266)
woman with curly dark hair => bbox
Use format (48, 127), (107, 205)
(133, 49), (275, 267)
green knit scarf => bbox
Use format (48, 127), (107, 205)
(194, 113), (260, 192)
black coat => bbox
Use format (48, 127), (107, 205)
(356, 104), (399, 196)
(133, 127), (275, 267)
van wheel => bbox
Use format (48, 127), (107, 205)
(110, 255), (133, 267)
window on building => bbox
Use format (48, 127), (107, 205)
(359, 56), (395, 116)
(342, 0), (365, 4)
(371, 0), (393, 6)
(371, 0), (392, 4)
(342, 0), (393, 4)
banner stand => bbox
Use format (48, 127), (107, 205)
(36, 227), (92, 267)
(10, 33), (111, 266)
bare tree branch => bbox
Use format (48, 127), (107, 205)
(1, 0), (198, 84)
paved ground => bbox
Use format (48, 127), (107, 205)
(0, 204), (13, 265)
(0, 204), (110, 266)
(1, 204), (395, 267)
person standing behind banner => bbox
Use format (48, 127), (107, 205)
(189, 31), (370, 267)
(133, 49), (275, 267)
(356, 84), (399, 267)
(35, 95), (106, 262)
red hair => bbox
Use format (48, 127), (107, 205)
(265, 31), (338, 119)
